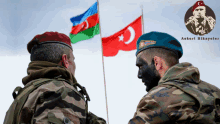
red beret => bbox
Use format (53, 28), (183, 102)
(192, 1), (205, 12)
(27, 32), (72, 53)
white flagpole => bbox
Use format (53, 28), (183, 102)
(97, 0), (110, 124)
(141, 5), (145, 34)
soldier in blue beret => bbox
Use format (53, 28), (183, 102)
(128, 31), (220, 124)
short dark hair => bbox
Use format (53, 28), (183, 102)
(142, 48), (179, 67)
(30, 43), (71, 64)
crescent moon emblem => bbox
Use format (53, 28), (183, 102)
(85, 20), (89, 29)
(198, 2), (200, 5)
(124, 26), (135, 44)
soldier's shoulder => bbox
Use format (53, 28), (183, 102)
(206, 16), (216, 24)
(207, 16), (215, 21)
(30, 78), (77, 93)
(24, 78), (85, 107)
(147, 84), (176, 95)
(142, 85), (171, 98)
(141, 84), (195, 103)
(22, 78), (87, 124)
(185, 16), (195, 26)
(199, 80), (220, 98)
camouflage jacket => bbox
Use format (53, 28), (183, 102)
(129, 62), (220, 124)
(5, 61), (88, 124)
(185, 16), (216, 35)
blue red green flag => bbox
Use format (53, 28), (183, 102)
(69, 2), (100, 44)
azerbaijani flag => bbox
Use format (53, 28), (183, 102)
(69, 2), (100, 44)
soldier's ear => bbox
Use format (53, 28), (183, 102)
(61, 54), (69, 68)
(153, 56), (162, 71)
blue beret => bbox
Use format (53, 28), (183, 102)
(136, 31), (183, 59)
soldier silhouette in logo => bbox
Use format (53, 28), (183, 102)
(185, 0), (216, 36)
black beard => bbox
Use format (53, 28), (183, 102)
(142, 60), (161, 92)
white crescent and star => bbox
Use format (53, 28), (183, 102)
(118, 26), (135, 44)
(119, 34), (124, 41)
(124, 26), (135, 44)
(82, 20), (89, 29)
(85, 20), (89, 29)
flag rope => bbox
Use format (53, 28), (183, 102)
(97, 0), (110, 124)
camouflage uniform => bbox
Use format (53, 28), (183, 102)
(4, 32), (106, 124)
(5, 61), (87, 124)
(129, 62), (220, 124)
(185, 16), (216, 35)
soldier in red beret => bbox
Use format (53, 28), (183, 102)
(185, 0), (216, 35)
(4, 32), (106, 124)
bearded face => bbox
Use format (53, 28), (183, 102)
(193, 6), (206, 19)
(136, 54), (161, 92)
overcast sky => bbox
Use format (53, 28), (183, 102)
(0, 0), (220, 124)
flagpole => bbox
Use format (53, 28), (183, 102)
(141, 5), (145, 34)
(97, 0), (110, 124)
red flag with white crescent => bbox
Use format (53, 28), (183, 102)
(102, 16), (142, 57)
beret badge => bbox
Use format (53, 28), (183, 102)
(139, 40), (156, 49)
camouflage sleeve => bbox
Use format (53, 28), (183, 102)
(87, 112), (106, 124)
(128, 85), (198, 124)
(20, 80), (86, 124)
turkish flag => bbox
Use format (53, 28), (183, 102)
(102, 16), (142, 57)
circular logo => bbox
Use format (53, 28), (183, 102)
(184, 1), (216, 36)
